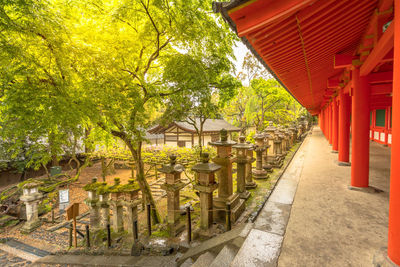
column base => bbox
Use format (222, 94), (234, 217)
(193, 228), (215, 240)
(337, 161), (351, 166)
(168, 222), (185, 237)
(239, 190), (251, 200)
(263, 165), (274, 173)
(245, 181), (257, 189)
(347, 186), (384, 194)
(20, 219), (40, 234)
(253, 169), (269, 180)
(373, 247), (399, 267)
(213, 193), (245, 224)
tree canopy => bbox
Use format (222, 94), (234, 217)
(0, 0), (239, 221)
(223, 52), (306, 132)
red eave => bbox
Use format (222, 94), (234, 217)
(224, 0), (381, 113)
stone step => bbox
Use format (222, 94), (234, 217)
(176, 223), (253, 266)
(230, 229), (283, 266)
(191, 251), (216, 267)
(32, 254), (176, 266)
(209, 244), (239, 267)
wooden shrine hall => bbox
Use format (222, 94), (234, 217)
(214, 0), (399, 265)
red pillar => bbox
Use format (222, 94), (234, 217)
(388, 1), (400, 263)
(328, 103), (332, 144)
(326, 107), (329, 139)
(322, 109), (325, 136)
(338, 90), (351, 163)
(350, 67), (370, 188)
(332, 97), (339, 151)
(326, 106), (329, 140)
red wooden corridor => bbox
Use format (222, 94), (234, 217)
(214, 0), (399, 264)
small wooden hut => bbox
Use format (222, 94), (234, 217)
(148, 119), (240, 148)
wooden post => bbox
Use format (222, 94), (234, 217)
(66, 203), (79, 248)
(187, 206), (191, 243)
(147, 204), (152, 236)
(73, 218), (77, 248)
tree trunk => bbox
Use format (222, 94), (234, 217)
(126, 140), (160, 224)
(49, 133), (59, 166)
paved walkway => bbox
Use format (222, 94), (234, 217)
(231, 132), (310, 266)
(278, 127), (390, 266)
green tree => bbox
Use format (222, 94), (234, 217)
(161, 54), (240, 152)
(0, 0), (88, 174)
(0, 0), (238, 223)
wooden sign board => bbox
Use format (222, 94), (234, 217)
(66, 203), (79, 221)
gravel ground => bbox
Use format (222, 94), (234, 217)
(0, 250), (31, 267)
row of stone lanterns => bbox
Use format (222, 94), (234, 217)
(74, 123), (308, 239)
(18, 121), (309, 238)
(83, 177), (141, 235)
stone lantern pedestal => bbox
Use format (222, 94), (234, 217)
(84, 178), (101, 230)
(20, 182), (42, 233)
(288, 127), (296, 147)
(265, 123), (280, 168)
(98, 191), (110, 229)
(233, 136), (252, 200)
(273, 131), (284, 168)
(122, 180), (141, 235)
(281, 130), (289, 156)
(159, 155), (185, 236)
(245, 142), (257, 189)
(290, 125), (298, 142)
(192, 153), (220, 231)
(109, 178), (124, 233)
(210, 129), (245, 223)
(262, 133), (273, 173)
(252, 133), (269, 180)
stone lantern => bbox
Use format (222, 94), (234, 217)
(159, 155), (185, 236)
(289, 126), (297, 146)
(233, 136), (252, 200)
(245, 141), (257, 189)
(281, 129), (289, 156)
(262, 132), (273, 173)
(192, 153), (220, 231)
(109, 178), (124, 233)
(84, 178), (101, 230)
(252, 133), (269, 179)
(273, 130), (284, 168)
(264, 122), (278, 168)
(122, 179), (141, 235)
(97, 183), (110, 229)
(209, 129), (245, 223)
(20, 182), (42, 233)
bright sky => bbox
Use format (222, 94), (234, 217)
(232, 41), (249, 76)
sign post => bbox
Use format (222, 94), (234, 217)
(59, 189), (70, 217)
(66, 203), (80, 248)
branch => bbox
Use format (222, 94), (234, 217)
(156, 88), (183, 97)
(143, 38), (171, 76)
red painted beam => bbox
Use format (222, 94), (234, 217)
(334, 54), (358, 69)
(258, 2), (373, 58)
(379, 0), (393, 12)
(327, 78), (340, 88)
(360, 21), (394, 76)
(369, 71), (393, 83)
(231, 0), (316, 37)
(370, 83), (393, 95)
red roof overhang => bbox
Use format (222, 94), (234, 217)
(215, 0), (390, 115)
